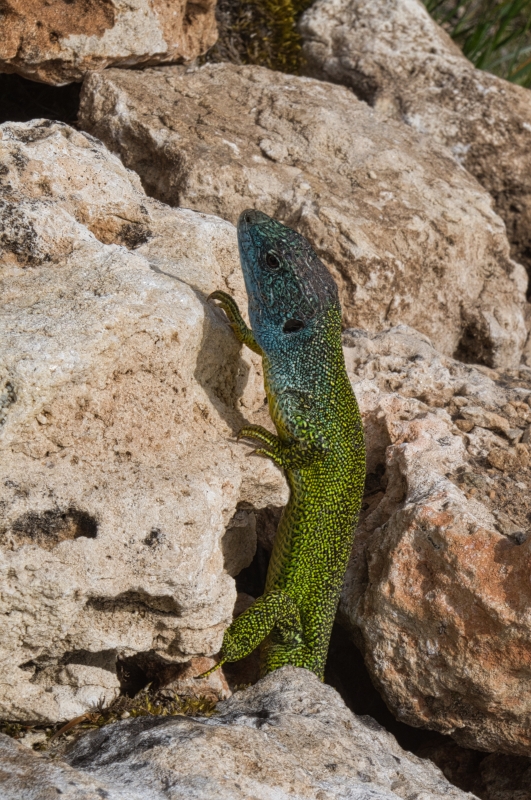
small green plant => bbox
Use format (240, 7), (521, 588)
(424, 0), (531, 86)
(0, 688), (218, 753)
(206, 0), (314, 74)
(209, 0), (531, 85)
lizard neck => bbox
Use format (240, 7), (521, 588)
(259, 303), (344, 404)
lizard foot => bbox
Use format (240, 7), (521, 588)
(237, 425), (277, 447)
(208, 291), (262, 354)
(237, 425), (284, 467)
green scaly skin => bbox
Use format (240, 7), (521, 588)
(205, 210), (365, 681)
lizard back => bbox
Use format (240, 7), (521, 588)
(206, 209), (365, 681)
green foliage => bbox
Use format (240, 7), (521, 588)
(424, 0), (531, 86)
(0, 687), (217, 753)
(209, 0), (531, 85)
(206, 0), (314, 74)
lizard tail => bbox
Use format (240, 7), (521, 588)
(194, 658), (226, 680)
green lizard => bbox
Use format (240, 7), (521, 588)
(207, 210), (365, 680)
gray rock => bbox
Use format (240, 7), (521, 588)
(0, 732), (122, 800)
(56, 667), (473, 799)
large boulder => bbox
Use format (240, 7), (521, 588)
(343, 325), (531, 755)
(0, 0), (217, 85)
(78, 62), (527, 369)
(300, 0), (531, 279)
(0, 119), (286, 723)
(56, 668), (470, 800)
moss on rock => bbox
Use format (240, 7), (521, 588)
(205, 0), (313, 74)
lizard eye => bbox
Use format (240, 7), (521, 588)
(283, 319), (305, 334)
(265, 252), (280, 269)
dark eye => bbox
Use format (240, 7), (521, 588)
(283, 319), (305, 334)
(266, 252), (280, 269)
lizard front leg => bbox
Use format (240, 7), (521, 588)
(198, 590), (308, 677)
(208, 290), (262, 355)
(238, 417), (329, 470)
(237, 424), (285, 469)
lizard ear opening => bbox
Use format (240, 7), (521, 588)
(283, 319), (305, 334)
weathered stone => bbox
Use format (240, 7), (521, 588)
(341, 325), (531, 754)
(78, 62), (526, 368)
(0, 0), (217, 86)
(0, 732), (122, 800)
(0, 119), (287, 723)
(57, 668), (471, 800)
(147, 656), (231, 704)
(300, 0), (531, 278)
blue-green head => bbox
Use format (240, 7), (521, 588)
(237, 210), (339, 353)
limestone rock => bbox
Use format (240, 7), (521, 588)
(300, 0), (531, 278)
(56, 667), (471, 800)
(135, 656), (232, 703)
(0, 0), (217, 85)
(78, 62), (526, 369)
(0, 119), (287, 723)
(342, 325), (531, 754)
(0, 733), (122, 800)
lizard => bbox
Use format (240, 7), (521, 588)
(206, 209), (365, 681)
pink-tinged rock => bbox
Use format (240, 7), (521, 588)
(342, 326), (531, 755)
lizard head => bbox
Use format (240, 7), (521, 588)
(237, 209), (339, 349)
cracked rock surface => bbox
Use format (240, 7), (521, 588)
(300, 0), (531, 279)
(0, 0), (217, 85)
(0, 119), (286, 723)
(343, 325), (531, 754)
(78, 62), (526, 368)
(0, 732), (118, 800)
(50, 668), (472, 800)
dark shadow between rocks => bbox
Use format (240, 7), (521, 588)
(117, 651), (165, 697)
(324, 622), (448, 754)
(453, 313), (495, 367)
(116, 651), (202, 698)
(0, 74), (81, 126)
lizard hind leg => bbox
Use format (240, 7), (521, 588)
(199, 590), (305, 678)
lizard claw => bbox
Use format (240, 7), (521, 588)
(238, 425), (277, 446)
(254, 447), (284, 468)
